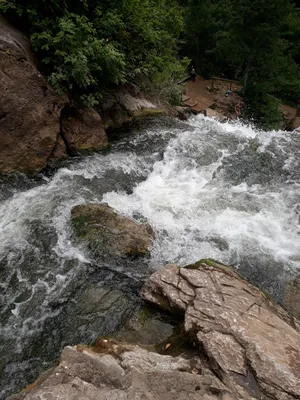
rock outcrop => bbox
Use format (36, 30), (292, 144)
(0, 17), (108, 174)
(8, 339), (238, 400)
(71, 203), (154, 259)
(141, 260), (300, 400)
(291, 116), (300, 132)
(0, 17), (175, 174)
(60, 106), (108, 156)
(98, 83), (166, 132)
(8, 259), (300, 400)
(0, 16), (65, 174)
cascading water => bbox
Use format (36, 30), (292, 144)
(1, 115), (300, 398)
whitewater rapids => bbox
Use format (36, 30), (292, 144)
(1, 115), (300, 397)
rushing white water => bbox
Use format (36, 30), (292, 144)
(105, 117), (300, 274)
(1, 115), (300, 397)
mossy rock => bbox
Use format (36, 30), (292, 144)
(71, 203), (155, 259)
(184, 258), (232, 271)
(183, 258), (249, 282)
(132, 108), (167, 119)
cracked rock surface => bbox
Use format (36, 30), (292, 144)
(8, 261), (300, 400)
(141, 261), (300, 400)
(8, 339), (238, 400)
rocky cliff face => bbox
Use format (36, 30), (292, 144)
(0, 16), (111, 174)
(0, 18), (160, 175)
(0, 16), (64, 174)
(9, 260), (300, 400)
(98, 83), (165, 132)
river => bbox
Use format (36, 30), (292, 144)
(1, 115), (300, 398)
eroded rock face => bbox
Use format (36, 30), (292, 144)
(61, 106), (108, 156)
(8, 339), (238, 400)
(98, 83), (164, 131)
(141, 261), (300, 400)
(0, 17), (64, 174)
(71, 203), (154, 259)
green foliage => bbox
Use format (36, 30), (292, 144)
(153, 56), (189, 105)
(243, 92), (283, 130)
(30, 13), (125, 105)
(2, 0), (299, 124)
(0, 0), (185, 106)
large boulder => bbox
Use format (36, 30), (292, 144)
(7, 339), (237, 400)
(141, 260), (300, 400)
(71, 203), (154, 259)
(0, 16), (64, 174)
(98, 83), (166, 132)
(61, 106), (108, 156)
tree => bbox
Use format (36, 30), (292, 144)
(183, 0), (300, 128)
(0, 0), (186, 105)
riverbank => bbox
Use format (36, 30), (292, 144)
(182, 76), (300, 131)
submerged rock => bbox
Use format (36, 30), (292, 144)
(71, 203), (154, 259)
(141, 260), (300, 400)
(8, 339), (236, 400)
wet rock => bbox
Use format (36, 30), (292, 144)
(291, 117), (300, 131)
(141, 260), (300, 400)
(174, 106), (193, 120)
(8, 339), (237, 400)
(205, 108), (225, 121)
(0, 16), (65, 174)
(61, 106), (108, 156)
(47, 134), (68, 163)
(71, 203), (154, 259)
(66, 281), (138, 343)
(1, 267), (141, 399)
(283, 275), (300, 320)
(98, 83), (164, 132)
(114, 304), (175, 346)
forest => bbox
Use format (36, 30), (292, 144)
(1, 0), (300, 128)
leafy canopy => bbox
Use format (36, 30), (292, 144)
(1, 0), (185, 105)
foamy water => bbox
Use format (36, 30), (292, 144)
(104, 117), (300, 273)
(1, 115), (300, 397)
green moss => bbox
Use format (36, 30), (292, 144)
(261, 289), (273, 302)
(71, 216), (88, 237)
(184, 258), (231, 270)
(132, 108), (167, 118)
(249, 139), (259, 152)
(138, 304), (157, 326)
(184, 260), (205, 270)
(183, 258), (250, 284)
